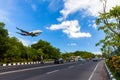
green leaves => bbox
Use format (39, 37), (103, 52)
(61, 51), (95, 59)
(110, 6), (120, 18)
(31, 40), (60, 59)
(96, 5), (120, 56)
(0, 22), (9, 58)
(0, 22), (5, 28)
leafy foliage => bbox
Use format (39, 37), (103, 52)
(96, 6), (120, 56)
(0, 22), (9, 58)
(96, 1), (120, 79)
(31, 40), (60, 59)
(61, 51), (95, 59)
(109, 55), (120, 77)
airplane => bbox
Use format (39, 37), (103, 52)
(16, 27), (42, 37)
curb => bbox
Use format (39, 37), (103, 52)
(104, 62), (116, 80)
(0, 61), (53, 67)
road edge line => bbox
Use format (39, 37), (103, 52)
(88, 61), (100, 80)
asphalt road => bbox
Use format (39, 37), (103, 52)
(0, 61), (102, 80)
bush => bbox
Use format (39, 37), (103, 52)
(109, 55), (120, 76)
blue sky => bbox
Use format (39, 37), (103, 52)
(0, 0), (120, 54)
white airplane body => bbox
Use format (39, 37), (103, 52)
(16, 27), (42, 37)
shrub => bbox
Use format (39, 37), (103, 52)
(109, 55), (120, 76)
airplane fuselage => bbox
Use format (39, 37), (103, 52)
(16, 27), (42, 37)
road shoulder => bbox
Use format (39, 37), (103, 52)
(90, 60), (110, 80)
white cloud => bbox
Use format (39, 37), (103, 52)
(32, 41), (37, 44)
(48, 20), (91, 38)
(58, 0), (120, 21)
(88, 20), (97, 29)
(18, 38), (31, 46)
(8, 31), (16, 37)
(17, 38), (37, 46)
(67, 43), (77, 46)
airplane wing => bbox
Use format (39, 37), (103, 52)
(16, 27), (42, 37)
(16, 27), (29, 34)
(16, 32), (28, 36)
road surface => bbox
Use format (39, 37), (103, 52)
(0, 60), (109, 80)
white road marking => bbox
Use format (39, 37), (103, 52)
(46, 70), (59, 74)
(0, 62), (76, 75)
(88, 62), (100, 80)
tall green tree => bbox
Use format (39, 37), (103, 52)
(26, 47), (38, 61)
(4, 37), (27, 62)
(37, 49), (44, 63)
(31, 40), (60, 59)
(0, 22), (9, 59)
(96, 6), (120, 37)
(96, 0), (120, 55)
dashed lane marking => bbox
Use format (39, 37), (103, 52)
(46, 70), (59, 74)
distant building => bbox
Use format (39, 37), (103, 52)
(71, 56), (81, 61)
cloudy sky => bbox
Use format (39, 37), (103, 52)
(0, 0), (120, 54)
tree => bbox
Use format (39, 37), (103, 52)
(31, 40), (60, 59)
(4, 37), (27, 62)
(26, 47), (38, 61)
(0, 22), (9, 59)
(61, 51), (95, 59)
(96, 0), (120, 55)
(96, 6), (120, 37)
(37, 49), (44, 63)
